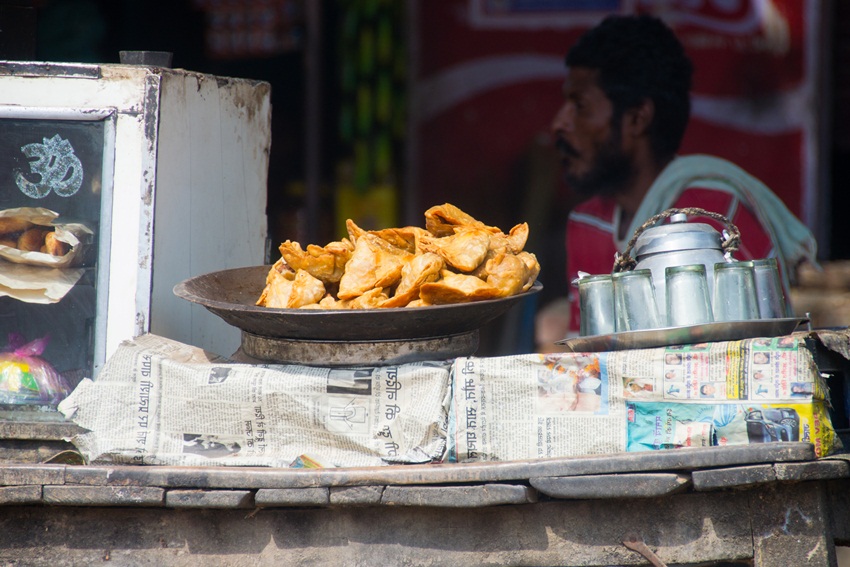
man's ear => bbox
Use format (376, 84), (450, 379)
(623, 98), (654, 138)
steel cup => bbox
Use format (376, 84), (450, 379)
(712, 261), (759, 321)
(613, 269), (661, 332)
(578, 274), (616, 336)
(665, 264), (713, 327)
(752, 258), (787, 318)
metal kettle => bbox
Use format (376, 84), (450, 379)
(614, 208), (739, 317)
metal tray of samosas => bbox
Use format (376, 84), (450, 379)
(174, 265), (542, 341)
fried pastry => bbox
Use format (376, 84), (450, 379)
(256, 268), (291, 307)
(0, 217), (32, 235)
(278, 239), (353, 284)
(266, 257), (292, 282)
(423, 203), (500, 237)
(488, 222), (529, 254)
(17, 228), (50, 252)
(42, 231), (70, 256)
(419, 271), (502, 304)
(259, 203), (539, 309)
(396, 251), (444, 296)
(348, 287), (389, 309)
(382, 252), (444, 307)
(337, 232), (412, 299)
(376, 226), (429, 253)
(346, 219), (427, 253)
(484, 253), (530, 297)
(257, 268), (326, 308)
(418, 227), (491, 272)
(337, 232), (412, 300)
(344, 218), (367, 243)
(516, 251), (541, 291)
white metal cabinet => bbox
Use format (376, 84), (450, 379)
(0, 61), (270, 389)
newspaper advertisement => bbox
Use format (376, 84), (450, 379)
(449, 333), (838, 463)
(626, 401), (835, 457)
(58, 334), (451, 468)
(611, 334), (824, 404)
(615, 334), (837, 458)
(447, 352), (628, 462)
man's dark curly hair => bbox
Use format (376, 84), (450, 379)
(566, 14), (693, 161)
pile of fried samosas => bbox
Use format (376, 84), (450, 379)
(0, 215), (69, 256)
(257, 203), (540, 309)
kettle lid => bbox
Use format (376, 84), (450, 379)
(632, 213), (723, 257)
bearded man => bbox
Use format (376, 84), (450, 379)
(550, 14), (817, 335)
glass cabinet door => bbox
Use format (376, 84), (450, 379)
(0, 110), (114, 412)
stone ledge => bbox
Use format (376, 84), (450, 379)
(0, 443), (841, 510)
(0, 464), (65, 486)
(30, 442), (821, 491)
(42, 485), (164, 506)
(255, 487), (329, 507)
(381, 483), (537, 507)
(330, 485), (383, 505)
(165, 489), (254, 509)
(530, 473), (690, 500)
(0, 484), (41, 504)
(0, 420), (87, 441)
(692, 464), (776, 491)
(775, 459), (850, 481)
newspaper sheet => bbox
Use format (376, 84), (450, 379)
(626, 401), (835, 457)
(609, 334), (824, 404)
(58, 334), (451, 468)
(448, 333), (838, 462)
(448, 352), (627, 462)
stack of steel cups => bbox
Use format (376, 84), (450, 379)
(577, 258), (787, 337)
(712, 259), (786, 321)
(665, 264), (713, 326)
(612, 269), (660, 332)
(578, 275), (616, 336)
(751, 258), (787, 318)
(712, 262), (759, 321)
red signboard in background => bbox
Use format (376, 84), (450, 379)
(411, 0), (823, 305)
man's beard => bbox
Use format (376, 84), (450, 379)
(562, 131), (633, 199)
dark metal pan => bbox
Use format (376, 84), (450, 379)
(174, 265), (542, 341)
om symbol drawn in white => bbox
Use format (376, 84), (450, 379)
(15, 134), (84, 199)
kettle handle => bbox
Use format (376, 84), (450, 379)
(613, 207), (741, 273)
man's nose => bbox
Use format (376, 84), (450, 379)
(551, 102), (573, 135)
